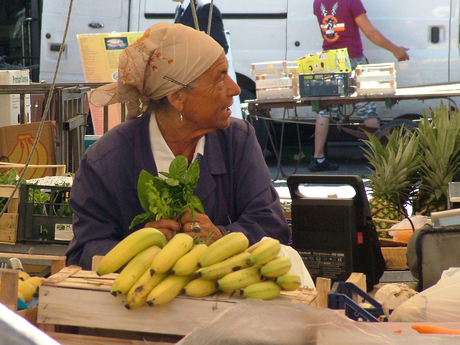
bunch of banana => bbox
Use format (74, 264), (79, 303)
(96, 227), (167, 276)
(104, 231), (304, 308)
(17, 275), (44, 302)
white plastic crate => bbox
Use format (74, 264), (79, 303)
(251, 61), (299, 77)
(355, 63), (396, 95)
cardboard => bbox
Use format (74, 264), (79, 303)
(0, 70), (31, 126)
(0, 121), (56, 179)
(297, 49), (351, 74)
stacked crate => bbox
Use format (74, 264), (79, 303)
(251, 61), (299, 100)
(355, 63), (396, 95)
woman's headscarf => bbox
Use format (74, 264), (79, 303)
(90, 22), (224, 119)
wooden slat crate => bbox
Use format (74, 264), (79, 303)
(38, 266), (317, 339)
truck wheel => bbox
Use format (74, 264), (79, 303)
(375, 119), (418, 146)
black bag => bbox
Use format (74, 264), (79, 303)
(407, 223), (460, 291)
(287, 175), (385, 291)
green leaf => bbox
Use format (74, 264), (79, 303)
(169, 156), (188, 179)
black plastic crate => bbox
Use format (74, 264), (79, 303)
(299, 72), (352, 97)
(17, 184), (73, 244)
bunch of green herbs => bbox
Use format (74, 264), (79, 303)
(130, 155), (204, 229)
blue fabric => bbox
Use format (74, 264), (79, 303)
(66, 114), (291, 270)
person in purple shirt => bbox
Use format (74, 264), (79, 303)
(65, 23), (291, 270)
(309, 0), (410, 172)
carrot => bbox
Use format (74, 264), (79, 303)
(412, 324), (460, 335)
(392, 329), (402, 333)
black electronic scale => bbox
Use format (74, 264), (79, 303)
(287, 175), (383, 291)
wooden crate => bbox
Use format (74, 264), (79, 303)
(0, 163), (67, 243)
(38, 266), (317, 339)
(381, 247), (408, 270)
(355, 63), (396, 95)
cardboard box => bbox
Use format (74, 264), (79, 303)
(297, 49), (351, 74)
(0, 70), (31, 126)
(0, 121), (56, 179)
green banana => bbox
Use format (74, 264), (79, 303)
(183, 277), (219, 297)
(150, 233), (194, 275)
(239, 281), (281, 300)
(275, 273), (302, 291)
(96, 228), (167, 276)
(198, 232), (249, 268)
(125, 270), (169, 310)
(216, 265), (262, 292)
(170, 243), (208, 276)
(198, 251), (252, 281)
(146, 274), (193, 307)
(260, 256), (292, 278)
(111, 245), (162, 296)
(246, 238), (281, 266)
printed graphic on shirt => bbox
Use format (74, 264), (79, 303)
(320, 2), (343, 42)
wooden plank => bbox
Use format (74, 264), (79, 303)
(44, 266), (82, 285)
(0, 269), (19, 311)
(315, 277), (331, 308)
(46, 332), (174, 345)
(38, 287), (236, 336)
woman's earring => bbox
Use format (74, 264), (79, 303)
(180, 113), (183, 121)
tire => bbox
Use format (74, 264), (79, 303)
(375, 119), (418, 146)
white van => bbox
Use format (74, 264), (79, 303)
(38, 0), (460, 119)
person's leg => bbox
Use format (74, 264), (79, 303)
(313, 116), (330, 158)
(309, 114), (339, 172)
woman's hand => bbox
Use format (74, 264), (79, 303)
(144, 219), (182, 240)
(180, 211), (223, 244)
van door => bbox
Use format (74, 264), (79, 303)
(39, 0), (130, 83)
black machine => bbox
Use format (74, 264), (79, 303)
(287, 175), (385, 291)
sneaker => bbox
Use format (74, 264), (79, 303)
(308, 157), (339, 172)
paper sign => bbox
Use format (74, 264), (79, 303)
(78, 32), (143, 135)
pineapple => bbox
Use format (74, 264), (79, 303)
(362, 126), (421, 238)
(414, 102), (460, 215)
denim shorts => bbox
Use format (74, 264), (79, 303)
(318, 56), (379, 120)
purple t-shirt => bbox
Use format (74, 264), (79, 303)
(313, 0), (366, 58)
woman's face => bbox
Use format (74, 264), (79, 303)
(182, 52), (241, 132)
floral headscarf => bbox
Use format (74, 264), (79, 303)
(90, 23), (224, 119)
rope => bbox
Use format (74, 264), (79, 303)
(0, 0), (74, 218)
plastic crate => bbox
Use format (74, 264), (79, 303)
(17, 184), (73, 244)
(299, 72), (352, 97)
(328, 282), (385, 322)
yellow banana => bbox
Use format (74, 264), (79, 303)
(260, 256), (292, 278)
(239, 281), (281, 300)
(146, 274), (193, 307)
(275, 273), (302, 291)
(183, 277), (219, 298)
(96, 228), (167, 276)
(18, 279), (35, 301)
(170, 243), (208, 276)
(198, 251), (252, 281)
(125, 270), (169, 310)
(246, 237), (270, 253)
(111, 245), (162, 296)
(150, 233), (194, 275)
(246, 238), (281, 266)
(216, 265), (262, 292)
(198, 232), (249, 268)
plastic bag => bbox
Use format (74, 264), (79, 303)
(389, 267), (460, 322)
(278, 243), (315, 288)
(176, 299), (460, 345)
(373, 283), (418, 310)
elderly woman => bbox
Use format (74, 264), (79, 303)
(66, 23), (291, 270)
